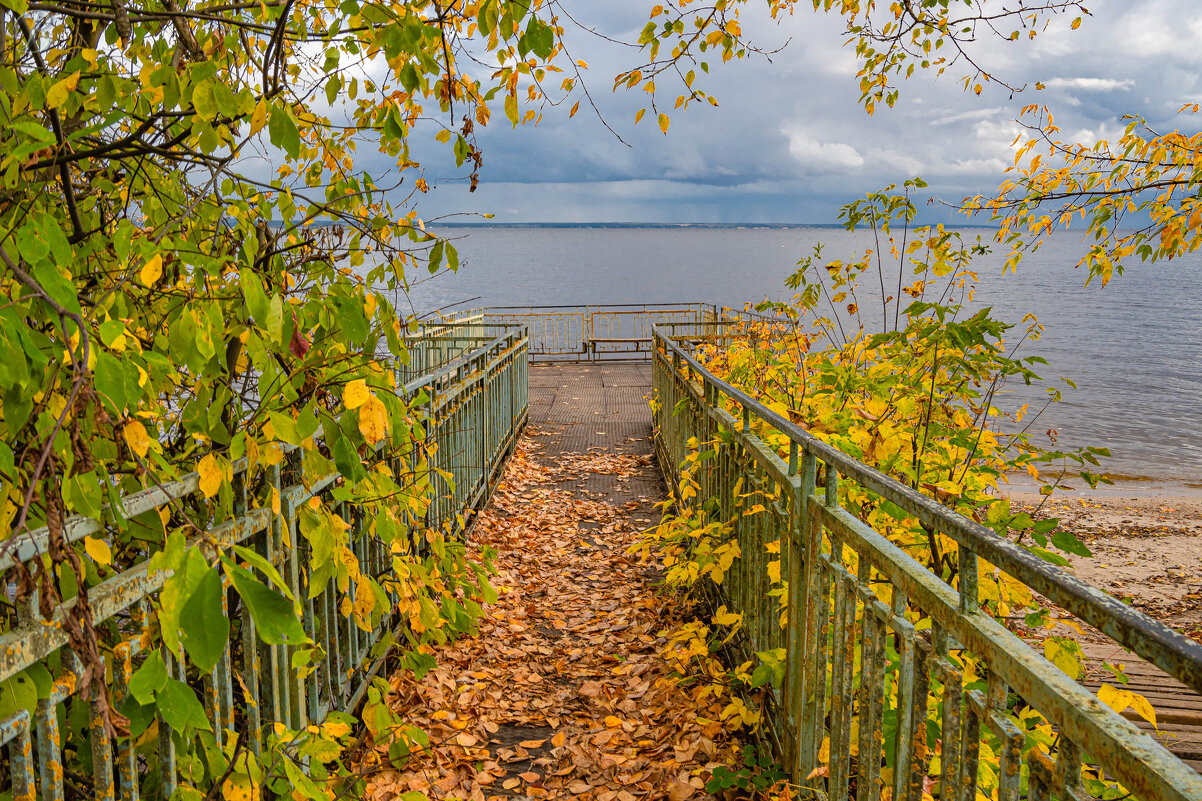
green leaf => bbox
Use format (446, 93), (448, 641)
(268, 106), (301, 158)
(241, 270), (270, 324)
(191, 79), (217, 118)
(158, 677), (212, 732)
(225, 562), (308, 645)
(180, 566), (229, 674)
(152, 533), (199, 658)
(399, 62), (419, 95)
(283, 757), (323, 798)
(94, 351), (130, 414)
(267, 410), (302, 445)
(231, 545), (293, 599)
(478, 0), (497, 33)
(333, 437), (366, 482)
(30, 263), (81, 315)
(1052, 529), (1092, 558)
(0, 671), (39, 721)
(266, 292), (284, 344)
(428, 240), (444, 273)
(128, 650), (168, 704)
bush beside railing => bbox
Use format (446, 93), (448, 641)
(651, 326), (1202, 801)
(0, 325), (528, 800)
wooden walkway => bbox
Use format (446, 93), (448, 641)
(364, 363), (748, 801)
(526, 363), (1202, 777)
(524, 363), (1202, 777)
(362, 361), (1202, 796)
(1081, 642), (1202, 773)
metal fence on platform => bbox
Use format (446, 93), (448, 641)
(651, 325), (1202, 801)
(478, 303), (728, 361)
(0, 325), (528, 801)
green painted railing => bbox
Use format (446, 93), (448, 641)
(0, 324), (528, 801)
(652, 326), (1202, 801)
(480, 303), (725, 360)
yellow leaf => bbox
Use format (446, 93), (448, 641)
(658, 113), (670, 134)
(1126, 691), (1158, 729)
(323, 721), (351, 738)
(1097, 683), (1129, 712)
(358, 395), (389, 443)
(198, 453), (222, 498)
(712, 604), (741, 627)
(123, 419), (150, 458)
(343, 379), (369, 410)
(1071, 16), (1082, 29)
(140, 254), (163, 287)
(222, 772), (259, 801)
(83, 536), (112, 565)
(46, 71), (80, 108)
(634, 108), (646, 124)
(250, 100), (267, 135)
(353, 575), (376, 628)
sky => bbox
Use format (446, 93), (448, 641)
(398, 0), (1202, 224)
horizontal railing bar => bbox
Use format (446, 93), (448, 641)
(0, 508), (271, 685)
(818, 501), (1202, 801)
(652, 326), (1202, 696)
(0, 327), (527, 577)
(482, 302), (714, 310)
(401, 329), (526, 393)
(0, 459), (248, 574)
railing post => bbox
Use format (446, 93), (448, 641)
(795, 451), (819, 781)
(783, 441), (803, 767)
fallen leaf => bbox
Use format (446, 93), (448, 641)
(668, 780), (696, 801)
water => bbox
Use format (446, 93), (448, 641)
(400, 225), (1202, 492)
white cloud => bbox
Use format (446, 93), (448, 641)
(783, 127), (864, 171)
(931, 158), (1010, 177)
(1044, 77), (1134, 91)
(865, 148), (924, 176)
(926, 107), (1005, 126)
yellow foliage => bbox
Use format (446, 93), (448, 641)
(197, 453), (222, 498)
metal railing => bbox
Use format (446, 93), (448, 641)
(651, 326), (1202, 801)
(398, 316), (511, 381)
(0, 324), (528, 801)
(480, 303), (727, 360)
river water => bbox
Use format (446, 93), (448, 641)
(399, 225), (1202, 494)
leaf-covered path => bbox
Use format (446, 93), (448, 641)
(363, 365), (740, 801)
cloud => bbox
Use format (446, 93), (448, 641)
(1044, 77), (1134, 91)
(395, 0), (1202, 223)
(926, 107), (1005, 126)
(783, 127), (864, 171)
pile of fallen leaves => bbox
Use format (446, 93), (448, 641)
(360, 429), (747, 800)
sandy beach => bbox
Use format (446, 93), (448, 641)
(1004, 487), (1202, 643)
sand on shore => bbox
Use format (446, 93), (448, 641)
(1001, 486), (1202, 642)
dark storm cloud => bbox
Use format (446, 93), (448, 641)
(389, 0), (1202, 223)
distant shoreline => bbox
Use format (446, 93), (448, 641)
(269, 219), (1008, 230)
(428, 221), (1001, 230)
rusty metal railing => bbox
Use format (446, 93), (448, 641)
(480, 303), (728, 360)
(652, 326), (1202, 801)
(0, 324), (528, 800)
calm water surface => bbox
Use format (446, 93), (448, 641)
(401, 226), (1201, 492)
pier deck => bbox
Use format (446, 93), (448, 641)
(534, 362), (1202, 779)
